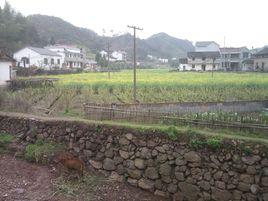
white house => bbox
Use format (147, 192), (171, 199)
(13, 47), (63, 69)
(45, 45), (86, 68)
(100, 50), (127, 62)
(195, 41), (220, 52)
(111, 51), (127, 61)
(0, 51), (15, 85)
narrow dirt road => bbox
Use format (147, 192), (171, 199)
(0, 154), (168, 201)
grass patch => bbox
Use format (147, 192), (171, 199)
(52, 173), (106, 200)
(0, 134), (14, 144)
(25, 139), (64, 164)
(0, 134), (14, 153)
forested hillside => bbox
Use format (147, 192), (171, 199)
(0, 2), (194, 59)
(0, 2), (43, 54)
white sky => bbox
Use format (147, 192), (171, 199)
(1, 0), (267, 48)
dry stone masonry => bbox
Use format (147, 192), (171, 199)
(0, 113), (267, 201)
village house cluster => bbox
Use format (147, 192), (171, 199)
(13, 45), (97, 70)
(179, 41), (268, 72)
(1, 41), (268, 85)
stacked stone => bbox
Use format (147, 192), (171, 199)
(0, 114), (267, 201)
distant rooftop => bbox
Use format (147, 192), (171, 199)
(0, 50), (15, 62)
(187, 51), (220, 58)
(195, 41), (218, 47)
(255, 47), (268, 55)
(28, 47), (61, 57)
(45, 45), (82, 53)
(220, 47), (249, 53)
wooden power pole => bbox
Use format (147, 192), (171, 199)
(127, 25), (143, 103)
(107, 40), (111, 79)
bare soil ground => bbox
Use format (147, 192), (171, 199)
(0, 154), (167, 201)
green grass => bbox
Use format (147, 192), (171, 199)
(25, 139), (65, 164)
(0, 134), (14, 144)
(0, 134), (14, 153)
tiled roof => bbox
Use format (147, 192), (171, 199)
(187, 51), (220, 58)
(220, 47), (249, 53)
(255, 47), (268, 55)
(195, 41), (217, 47)
(28, 47), (61, 57)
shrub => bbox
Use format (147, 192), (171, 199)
(243, 146), (252, 156)
(206, 137), (223, 150)
(190, 138), (205, 149)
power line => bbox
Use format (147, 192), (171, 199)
(127, 25), (143, 103)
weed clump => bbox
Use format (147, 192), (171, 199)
(166, 126), (179, 140)
(190, 136), (223, 150)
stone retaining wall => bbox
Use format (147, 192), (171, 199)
(0, 113), (267, 201)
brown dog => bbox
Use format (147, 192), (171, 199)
(56, 153), (85, 177)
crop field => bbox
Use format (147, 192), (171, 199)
(2, 69), (268, 117)
(43, 69), (268, 102)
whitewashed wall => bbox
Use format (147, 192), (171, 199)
(0, 62), (11, 85)
(13, 48), (64, 69)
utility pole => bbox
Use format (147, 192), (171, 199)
(127, 25), (143, 103)
(107, 40), (111, 79)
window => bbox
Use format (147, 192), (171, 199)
(213, 64), (216, 69)
(231, 54), (239, 58)
(262, 62), (265, 70)
(202, 57), (206, 61)
(51, 58), (54, 64)
(192, 57), (195, 61)
(57, 59), (60, 65)
(192, 64), (195, 68)
(243, 52), (249, 58)
(44, 58), (48, 65)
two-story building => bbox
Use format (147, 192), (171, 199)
(220, 47), (250, 71)
(187, 41), (221, 71)
(187, 51), (221, 71)
(13, 47), (63, 69)
(253, 47), (268, 72)
(45, 45), (86, 68)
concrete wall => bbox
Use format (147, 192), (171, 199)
(0, 112), (267, 201)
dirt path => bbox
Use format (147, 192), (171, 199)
(0, 154), (167, 201)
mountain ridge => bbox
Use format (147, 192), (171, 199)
(27, 14), (194, 60)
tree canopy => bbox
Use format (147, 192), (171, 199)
(0, 2), (43, 54)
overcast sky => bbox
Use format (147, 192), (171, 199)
(1, 0), (267, 48)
